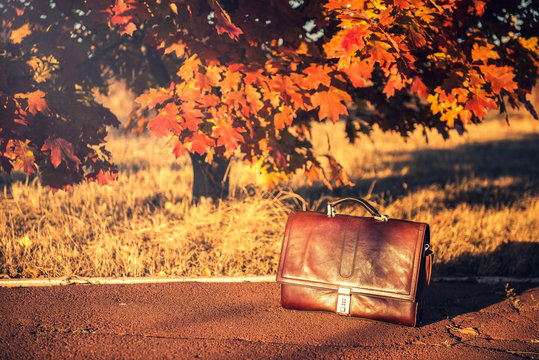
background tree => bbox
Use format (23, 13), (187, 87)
(1, 0), (538, 199)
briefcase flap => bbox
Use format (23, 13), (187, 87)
(276, 211), (429, 302)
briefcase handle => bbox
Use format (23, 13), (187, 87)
(327, 197), (389, 222)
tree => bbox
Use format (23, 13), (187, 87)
(1, 0), (538, 199)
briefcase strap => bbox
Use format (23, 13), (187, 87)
(327, 197), (389, 221)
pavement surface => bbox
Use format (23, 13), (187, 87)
(0, 281), (538, 359)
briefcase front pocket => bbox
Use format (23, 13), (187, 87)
(276, 198), (433, 327)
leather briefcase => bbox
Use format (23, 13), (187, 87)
(276, 197), (433, 326)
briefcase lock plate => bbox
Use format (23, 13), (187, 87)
(336, 287), (351, 315)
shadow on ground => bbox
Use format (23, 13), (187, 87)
(295, 134), (539, 209)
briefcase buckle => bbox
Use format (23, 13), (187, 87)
(336, 287), (351, 315)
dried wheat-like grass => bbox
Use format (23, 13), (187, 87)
(1, 113), (538, 278)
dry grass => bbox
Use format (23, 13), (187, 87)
(1, 106), (538, 278)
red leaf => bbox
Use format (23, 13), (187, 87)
(148, 102), (181, 137)
(213, 123), (244, 152)
(341, 25), (368, 53)
(96, 170), (117, 185)
(187, 132), (214, 155)
(208, 0), (243, 40)
(465, 93), (497, 119)
(180, 102), (203, 131)
(41, 137), (81, 170)
(411, 77), (428, 97)
(172, 140), (187, 158)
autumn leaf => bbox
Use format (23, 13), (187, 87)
(186, 132), (215, 155)
(303, 64), (332, 89)
(274, 105), (295, 130)
(341, 25), (368, 53)
(164, 41), (186, 58)
(310, 88), (351, 122)
(41, 137), (81, 169)
(27, 56), (59, 83)
(172, 140), (187, 158)
(213, 122), (244, 152)
(343, 61), (373, 87)
(479, 65), (518, 93)
(471, 43), (500, 62)
(135, 87), (171, 108)
(180, 102), (203, 131)
(10, 23), (31, 44)
(244, 84), (264, 115)
(148, 102), (181, 137)
(15, 90), (48, 115)
(208, 0), (243, 40)
(304, 163), (322, 184)
(4, 139), (36, 174)
(411, 77), (428, 97)
(383, 67), (406, 97)
(465, 92), (497, 119)
(92, 169), (118, 185)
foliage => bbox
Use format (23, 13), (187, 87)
(1, 0), (538, 190)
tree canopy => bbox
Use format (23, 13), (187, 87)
(1, 0), (538, 191)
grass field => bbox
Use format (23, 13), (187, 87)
(1, 100), (538, 278)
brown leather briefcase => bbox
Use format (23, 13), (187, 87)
(276, 197), (433, 326)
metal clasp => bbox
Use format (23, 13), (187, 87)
(327, 203), (336, 217)
(373, 214), (389, 222)
(336, 287), (351, 315)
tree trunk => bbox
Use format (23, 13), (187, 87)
(144, 45), (231, 202)
(190, 153), (230, 203)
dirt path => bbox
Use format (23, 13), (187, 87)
(1, 281), (537, 359)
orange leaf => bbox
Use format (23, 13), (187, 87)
(303, 64), (332, 89)
(341, 25), (368, 53)
(383, 68), (406, 97)
(245, 84), (264, 115)
(304, 163), (322, 184)
(4, 139), (36, 175)
(164, 41), (186, 58)
(471, 43), (500, 62)
(310, 88), (351, 122)
(411, 77), (428, 97)
(172, 140), (188, 158)
(135, 87), (170, 108)
(465, 93), (497, 119)
(15, 90), (48, 115)
(479, 65), (517, 93)
(370, 41), (394, 65)
(343, 61), (373, 87)
(274, 105), (295, 130)
(213, 122), (244, 152)
(148, 102), (181, 137)
(186, 132), (214, 155)
(180, 102), (203, 131)
(10, 23), (31, 44)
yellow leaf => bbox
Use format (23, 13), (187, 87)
(448, 326), (480, 336)
(203, 268), (212, 276)
(19, 235), (32, 248)
(10, 23), (31, 44)
(157, 270), (167, 277)
(22, 267), (39, 278)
